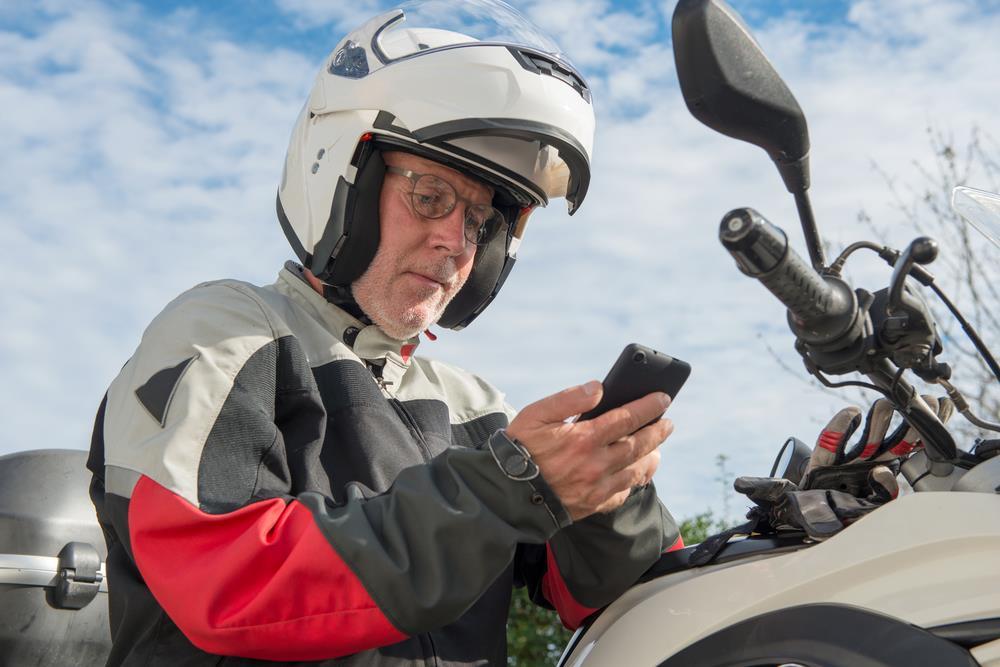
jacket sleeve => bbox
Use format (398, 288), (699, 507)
(100, 283), (571, 662)
(518, 485), (683, 629)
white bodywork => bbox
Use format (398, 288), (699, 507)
(562, 492), (1000, 666)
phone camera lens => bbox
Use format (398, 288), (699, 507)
(632, 351), (646, 364)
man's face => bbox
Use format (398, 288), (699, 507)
(352, 151), (493, 340)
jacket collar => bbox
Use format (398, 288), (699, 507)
(276, 262), (420, 386)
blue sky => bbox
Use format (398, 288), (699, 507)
(3, 0), (1000, 521)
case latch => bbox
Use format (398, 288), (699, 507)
(50, 542), (103, 610)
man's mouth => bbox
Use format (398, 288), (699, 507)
(407, 271), (450, 289)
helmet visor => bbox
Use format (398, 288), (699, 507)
(330, 0), (578, 78)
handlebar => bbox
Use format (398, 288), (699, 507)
(719, 208), (861, 348)
(720, 208), (959, 472)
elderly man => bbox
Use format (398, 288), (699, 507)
(87, 2), (681, 665)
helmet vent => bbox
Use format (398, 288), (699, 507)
(507, 48), (591, 102)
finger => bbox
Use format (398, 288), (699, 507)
(605, 418), (673, 472)
(591, 488), (633, 517)
(518, 381), (603, 425)
(873, 414), (909, 460)
(868, 465), (899, 501)
(602, 450), (661, 499)
(878, 395), (938, 460)
(735, 476), (798, 504)
(807, 405), (861, 472)
(852, 399), (895, 461)
(937, 396), (955, 424)
(590, 453), (661, 516)
(588, 392), (671, 444)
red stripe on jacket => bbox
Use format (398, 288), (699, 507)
(541, 544), (599, 629)
(540, 535), (685, 630)
(128, 475), (407, 661)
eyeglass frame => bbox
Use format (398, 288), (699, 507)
(385, 165), (508, 247)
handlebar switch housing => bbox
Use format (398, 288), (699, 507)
(870, 283), (942, 370)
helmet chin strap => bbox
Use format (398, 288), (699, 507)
(304, 266), (373, 324)
(321, 283), (372, 325)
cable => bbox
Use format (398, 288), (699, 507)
(936, 378), (1000, 434)
(810, 368), (887, 394)
(928, 282), (1000, 386)
(840, 239), (1000, 386)
(827, 241), (885, 277)
(961, 410), (1000, 434)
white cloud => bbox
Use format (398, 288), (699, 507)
(274, 0), (390, 31)
(0, 2), (312, 462)
(2, 0), (1000, 524)
(521, 0), (660, 67)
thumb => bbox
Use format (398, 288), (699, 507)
(519, 381), (603, 425)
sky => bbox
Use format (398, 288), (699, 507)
(3, 0), (1000, 523)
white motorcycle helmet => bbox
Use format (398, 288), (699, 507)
(277, 0), (595, 329)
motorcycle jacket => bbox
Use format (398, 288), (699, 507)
(87, 262), (680, 666)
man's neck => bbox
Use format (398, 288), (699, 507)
(303, 268), (373, 326)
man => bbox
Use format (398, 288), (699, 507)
(87, 2), (681, 665)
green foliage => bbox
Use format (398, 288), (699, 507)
(678, 510), (718, 545)
(505, 511), (730, 665)
(506, 586), (571, 666)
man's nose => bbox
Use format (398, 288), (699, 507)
(428, 205), (470, 255)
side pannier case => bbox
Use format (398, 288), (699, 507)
(0, 449), (110, 665)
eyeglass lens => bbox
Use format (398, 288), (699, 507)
(409, 173), (506, 246)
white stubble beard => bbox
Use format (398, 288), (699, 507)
(352, 249), (468, 341)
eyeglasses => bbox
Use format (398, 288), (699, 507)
(386, 166), (507, 247)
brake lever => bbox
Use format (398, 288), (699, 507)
(887, 237), (938, 315)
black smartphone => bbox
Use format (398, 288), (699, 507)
(576, 343), (691, 423)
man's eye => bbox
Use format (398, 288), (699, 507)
(465, 213), (486, 230)
(415, 192), (441, 206)
(413, 188), (452, 216)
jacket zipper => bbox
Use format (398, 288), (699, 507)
(370, 363), (439, 662)
(389, 397), (434, 463)
(368, 361), (434, 463)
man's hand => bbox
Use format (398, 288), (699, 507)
(506, 381), (673, 521)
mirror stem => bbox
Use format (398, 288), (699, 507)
(793, 189), (826, 270)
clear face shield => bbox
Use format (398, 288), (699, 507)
(329, 0), (574, 79)
(324, 0), (593, 215)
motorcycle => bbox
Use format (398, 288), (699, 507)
(558, 1), (1000, 666)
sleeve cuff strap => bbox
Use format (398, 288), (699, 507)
(485, 430), (572, 531)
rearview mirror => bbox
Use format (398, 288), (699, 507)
(672, 0), (811, 194)
(769, 437), (812, 485)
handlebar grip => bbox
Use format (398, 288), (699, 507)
(720, 208), (862, 351)
(719, 208), (839, 324)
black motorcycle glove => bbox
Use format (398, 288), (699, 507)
(732, 462), (898, 541)
(691, 398), (951, 564)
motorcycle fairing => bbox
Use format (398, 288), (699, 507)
(657, 602), (978, 667)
